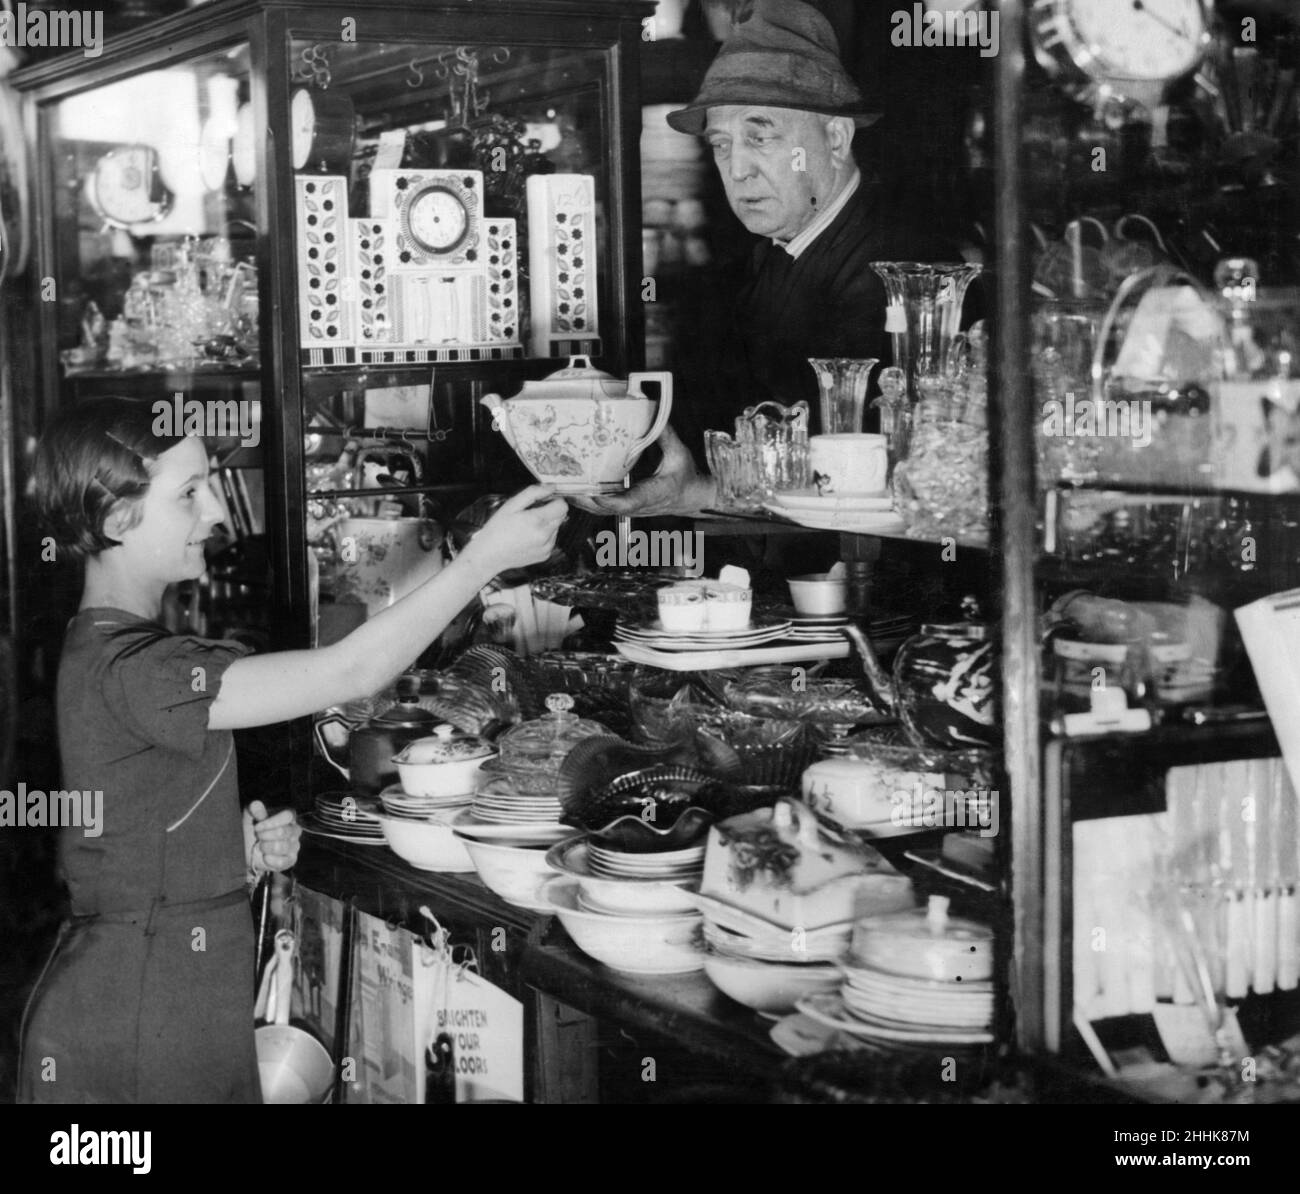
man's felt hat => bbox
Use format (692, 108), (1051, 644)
(666, 0), (881, 135)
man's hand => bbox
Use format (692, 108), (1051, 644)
(571, 423), (718, 518)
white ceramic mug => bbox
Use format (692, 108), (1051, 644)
(808, 434), (888, 497)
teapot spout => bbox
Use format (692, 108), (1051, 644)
(840, 622), (897, 715)
(480, 394), (518, 450)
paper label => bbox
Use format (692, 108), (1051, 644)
(884, 303), (907, 333)
(375, 128), (406, 170)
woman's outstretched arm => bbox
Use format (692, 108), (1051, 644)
(208, 485), (566, 730)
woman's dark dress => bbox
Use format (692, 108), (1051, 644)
(19, 609), (260, 1103)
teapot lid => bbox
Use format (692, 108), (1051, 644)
(542, 355), (616, 381)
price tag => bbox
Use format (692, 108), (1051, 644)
(885, 303), (907, 334)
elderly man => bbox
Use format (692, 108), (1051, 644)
(586, 0), (955, 519)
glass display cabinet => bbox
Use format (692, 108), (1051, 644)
(995, 0), (1300, 1090)
(13, 0), (652, 802)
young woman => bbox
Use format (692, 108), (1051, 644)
(19, 396), (567, 1103)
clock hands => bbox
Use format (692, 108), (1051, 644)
(1132, 0), (1190, 41)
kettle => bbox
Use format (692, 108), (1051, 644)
(313, 697), (438, 795)
(841, 596), (998, 751)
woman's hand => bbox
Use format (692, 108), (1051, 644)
(459, 484), (568, 581)
(244, 800), (302, 875)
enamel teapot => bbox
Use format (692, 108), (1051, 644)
(841, 596), (998, 750)
(481, 356), (672, 495)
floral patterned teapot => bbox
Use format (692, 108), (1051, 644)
(481, 356), (672, 495)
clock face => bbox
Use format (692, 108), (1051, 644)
(1033, 0), (1209, 92)
(1072, 0), (1206, 80)
(291, 88), (315, 170)
(90, 145), (172, 228)
(407, 186), (469, 253)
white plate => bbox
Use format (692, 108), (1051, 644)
(548, 837), (701, 887)
(619, 614), (791, 638)
(839, 962), (995, 996)
(301, 816), (388, 845)
(772, 490), (894, 513)
(795, 992), (995, 1045)
(762, 503), (908, 536)
(839, 993), (994, 1033)
(614, 639), (851, 672)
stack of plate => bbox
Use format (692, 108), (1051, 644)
(470, 776), (565, 825)
(546, 836), (702, 917)
(586, 841), (705, 882)
(796, 963), (996, 1046)
(301, 791), (386, 844)
(378, 783), (472, 820)
(614, 614), (792, 653)
(786, 614), (851, 643)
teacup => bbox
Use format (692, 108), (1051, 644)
(808, 434), (888, 497)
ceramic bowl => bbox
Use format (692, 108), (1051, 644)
(702, 951), (842, 1013)
(536, 876), (705, 974)
(850, 897), (994, 983)
(377, 812), (475, 872)
(787, 573), (848, 616)
(454, 834), (555, 910)
(587, 806), (715, 853)
(546, 838), (699, 915)
(392, 728), (495, 798)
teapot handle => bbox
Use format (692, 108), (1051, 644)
(312, 714), (351, 782)
(625, 371), (674, 457)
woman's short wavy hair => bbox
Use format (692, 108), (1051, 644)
(32, 396), (188, 560)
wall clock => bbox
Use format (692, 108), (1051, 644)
(1030, 0), (1211, 112)
(290, 87), (356, 173)
(87, 145), (173, 229)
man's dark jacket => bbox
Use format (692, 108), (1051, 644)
(670, 178), (966, 465)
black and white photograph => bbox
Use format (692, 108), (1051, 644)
(0, 0), (1298, 1157)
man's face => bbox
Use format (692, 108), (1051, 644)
(704, 106), (841, 241)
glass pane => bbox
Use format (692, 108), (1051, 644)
(289, 37), (610, 366)
(48, 44), (260, 373)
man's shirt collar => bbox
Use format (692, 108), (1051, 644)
(773, 169), (861, 261)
